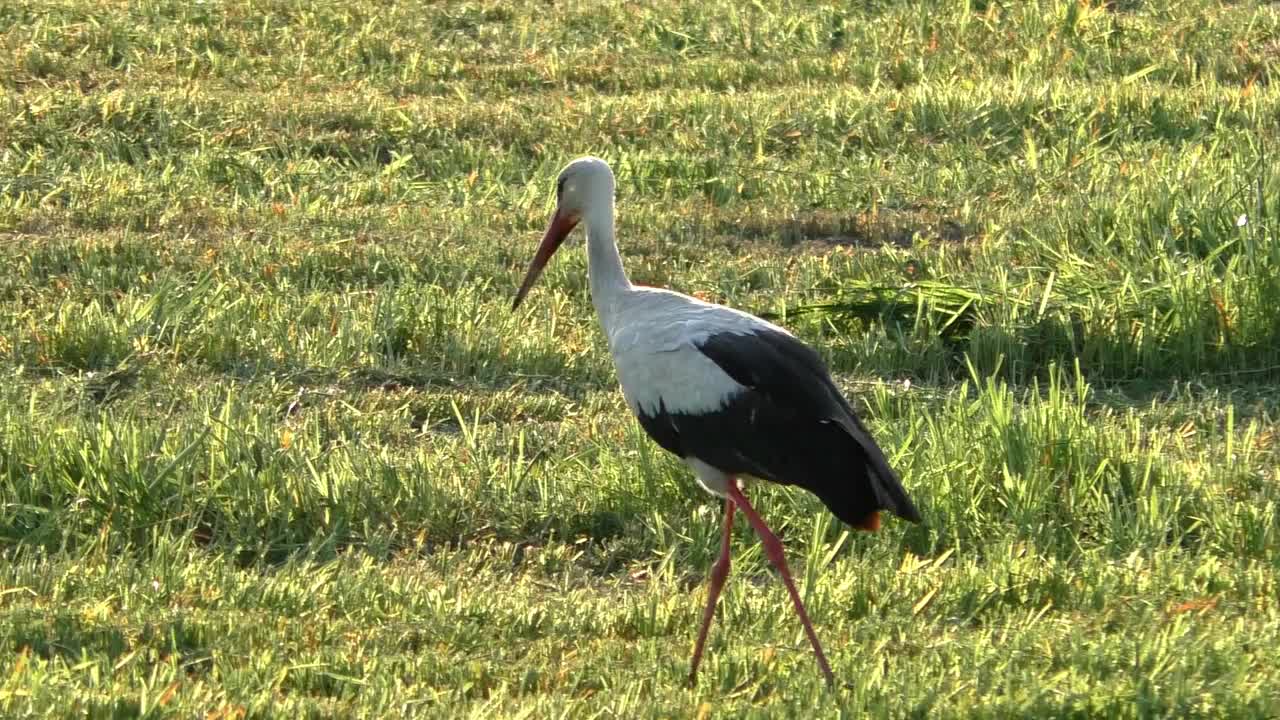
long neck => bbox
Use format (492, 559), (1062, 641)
(583, 199), (631, 320)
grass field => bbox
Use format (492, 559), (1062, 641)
(3, 0), (1280, 716)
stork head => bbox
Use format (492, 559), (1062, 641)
(512, 157), (615, 310)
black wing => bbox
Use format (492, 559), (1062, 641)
(654, 327), (921, 527)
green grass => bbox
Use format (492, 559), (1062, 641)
(3, 0), (1280, 716)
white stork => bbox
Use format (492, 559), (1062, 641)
(512, 157), (922, 687)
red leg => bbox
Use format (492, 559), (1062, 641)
(726, 483), (835, 687)
(688, 497), (735, 685)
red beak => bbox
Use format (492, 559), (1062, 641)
(512, 209), (579, 310)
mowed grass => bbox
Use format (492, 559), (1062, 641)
(2, 0), (1280, 715)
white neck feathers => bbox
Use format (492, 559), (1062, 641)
(584, 198), (631, 321)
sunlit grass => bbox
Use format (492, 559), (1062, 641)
(2, 0), (1279, 716)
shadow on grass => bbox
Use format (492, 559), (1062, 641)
(782, 279), (1280, 392)
(967, 320), (1280, 400)
(719, 207), (973, 250)
(8, 609), (218, 682)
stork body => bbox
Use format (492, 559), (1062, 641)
(513, 157), (921, 686)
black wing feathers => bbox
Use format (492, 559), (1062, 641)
(635, 398), (684, 457)
(692, 328), (922, 525)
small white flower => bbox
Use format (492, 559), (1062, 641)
(1237, 214), (1248, 227)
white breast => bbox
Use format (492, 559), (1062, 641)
(598, 287), (787, 417)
